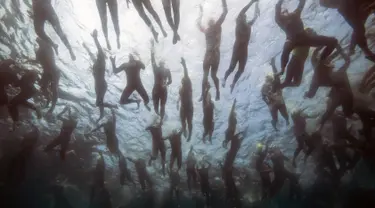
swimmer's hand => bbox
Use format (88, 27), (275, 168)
(126, 0), (130, 8)
(91, 30), (98, 38)
(180, 57), (186, 66)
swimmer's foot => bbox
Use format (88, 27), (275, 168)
(172, 32), (180, 44)
(117, 37), (121, 49)
(221, 79), (226, 88)
(106, 39), (112, 51)
(162, 29), (167, 38)
(215, 92), (220, 101)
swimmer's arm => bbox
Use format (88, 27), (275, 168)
(111, 109), (116, 125)
(150, 41), (158, 72)
(138, 60), (146, 70)
(215, 0), (228, 26)
(196, 4), (205, 33)
(238, 0), (255, 19)
(166, 69), (172, 85)
(180, 57), (188, 77)
(293, 0), (306, 17)
(93, 34), (103, 54)
(275, 0), (284, 24)
(230, 99), (237, 114)
(110, 57), (123, 74)
(248, 1), (260, 26)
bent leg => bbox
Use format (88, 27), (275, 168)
(152, 88), (160, 115)
(280, 41), (296, 70)
(162, 0), (174, 30)
(278, 103), (289, 125)
(231, 49), (248, 92)
(133, 1), (159, 42)
(120, 85), (136, 105)
(306, 35), (338, 62)
(211, 54), (221, 100)
(136, 83), (150, 105)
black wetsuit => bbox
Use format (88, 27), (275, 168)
(147, 125), (166, 175)
(276, 0), (337, 72)
(119, 153), (135, 186)
(198, 0), (228, 101)
(36, 38), (60, 114)
(44, 117), (78, 160)
(32, 0), (75, 60)
(95, 0), (120, 50)
(111, 58), (149, 106)
(186, 149), (197, 192)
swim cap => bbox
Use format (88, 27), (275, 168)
(265, 73), (274, 82)
(256, 143), (264, 152)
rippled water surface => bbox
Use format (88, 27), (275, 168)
(1, 0), (375, 207)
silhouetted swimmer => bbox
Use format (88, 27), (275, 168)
(36, 37), (60, 114)
(320, 0), (375, 62)
(119, 153), (135, 186)
(318, 51), (353, 131)
(7, 123), (39, 183)
(110, 55), (150, 111)
(269, 148), (301, 199)
(280, 28), (315, 88)
(8, 70), (41, 131)
(31, 0), (75, 60)
(93, 152), (106, 188)
(164, 129), (183, 171)
(90, 30), (118, 123)
(150, 40), (172, 122)
(167, 168), (181, 199)
(44, 106), (78, 161)
(291, 109), (315, 167)
(223, 131), (246, 171)
(223, 0), (259, 93)
(0, 59), (19, 107)
(202, 81), (215, 144)
(223, 99), (237, 148)
(261, 58), (289, 130)
(162, 0), (181, 44)
(275, 0), (338, 76)
(255, 142), (272, 200)
(127, 157), (154, 191)
(198, 161), (212, 207)
(146, 121), (166, 175)
(87, 109), (120, 156)
(131, 0), (167, 42)
(197, 0), (228, 101)
(186, 146), (198, 193)
(95, 0), (120, 50)
(305, 44), (348, 99)
(177, 58), (193, 141)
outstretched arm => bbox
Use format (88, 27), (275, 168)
(238, 0), (256, 19)
(270, 56), (278, 74)
(92, 30), (103, 54)
(293, 0), (306, 17)
(110, 56), (126, 74)
(248, 1), (260, 25)
(150, 40), (158, 72)
(197, 5), (205, 33)
(215, 0), (228, 26)
(275, 0), (285, 24)
(181, 57), (188, 77)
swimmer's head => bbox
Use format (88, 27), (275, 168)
(128, 54), (135, 61)
(208, 19), (215, 26)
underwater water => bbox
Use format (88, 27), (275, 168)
(1, 0), (375, 207)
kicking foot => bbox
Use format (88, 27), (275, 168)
(215, 93), (220, 101)
(106, 40), (112, 51)
(162, 29), (167, 37)
(152, 30), (159, 43)
(172, 33), (180, 44)
(70, 50), (76, 61)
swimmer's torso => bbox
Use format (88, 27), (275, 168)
(37, 44), (56, 69)
(154, 67), (169, 88)
(93, 52), (106, 81)
(235, 19), (251, 44)
(205, 25), (222, 52)
(279, 13), (305, 39)
(180, 80), (193, 106)
(124, 60), (142, 84)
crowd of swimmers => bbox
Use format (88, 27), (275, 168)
(1, 0), (375, 207)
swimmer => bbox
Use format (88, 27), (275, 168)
(36, 37), (60, 115)
(127, 157), (154, 191)
(280, 28), (316, 88)
(223, 0), (260, 93)
(223, 99), (237, 148)
(202, 80), (215, 144)
(95, 0), (120, 49)
(197, 0), (228, 101)
(31, 0), (75, 60)
(261, 57), (289, 130)
(186, 146), (198, 193)
(146, 121), (166, 175)
(320, 0), (375, 62)
(275, 0), (338, 76)
(8, 70), (42, 131)
(90, 30), (118, 123)
(161, 0), (181, 44)
(44, 106), (78, 161)
(131, 0), (167, 42)
(110, 55), (151, 111)
(177, 57), (193, 141)
(150, 40), (172, 121)
(164, 129), (183, 171)
(223, 131), (246, 171)
(87, 108), (120, 156)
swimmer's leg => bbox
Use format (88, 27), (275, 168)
(120, 85), (139, 106)
(169, 153), (176, 171)
(152, 88), (160, 115)
(351, 20), (375, 62)
(34, 17), (58, 54)
(320, 97), (340, 130)
(47, 72), (60, 114)
(95, 82), (107, 122)
(280, 41), (296, 72)
(281, 56), (302, 88)
(160, 88), (167, 121)
(48, 9), (76, 60)
(305, 72), (319, 98)
(133, 1), (159, 42)
(162, 0), (174, 31)
(186, 109), (193, 142)
(96, 0), (111, 50)
(160, 146), (166, 175)
(211, 57), (220, 101)
(148, 144), (159, 165)
(171, 0), (180, 44)
(179, 109), (187, 138)
(223, 49), (238, 88)
(136, 83), (151, 111)
(231, 49), (248, 93)
(143, 0), (167, 37)
(108, 0), (121, 49)
(177, 151), (182, 170)
(278, 104), (289, 125)
(200, 58), (210, 101)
